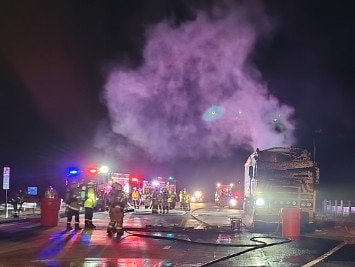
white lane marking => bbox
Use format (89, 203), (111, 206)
(301, 241), (347, 267)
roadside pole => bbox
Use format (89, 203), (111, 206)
(5, 190), (8, 218)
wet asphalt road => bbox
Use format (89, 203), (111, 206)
(0, 203), (354, 266)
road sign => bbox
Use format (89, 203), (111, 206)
(3, 167), (10, 190)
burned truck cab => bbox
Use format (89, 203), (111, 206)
(244, 147), (319, 230)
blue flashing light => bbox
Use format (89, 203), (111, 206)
(66, 167), (80, 177)
(69, 169), (79, 175)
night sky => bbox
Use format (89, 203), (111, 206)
(1, 0), (354, 200)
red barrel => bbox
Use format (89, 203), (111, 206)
(40, 186), (61, 227)
(281, 208), (301, 238)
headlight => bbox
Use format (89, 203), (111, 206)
(194, 191), (202, 197)
(191, 196), (196, 202)
(229, 198), (237, 206)
(255, 197), (265, 207)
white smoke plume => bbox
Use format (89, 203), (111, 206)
(96, 1), (295, 163)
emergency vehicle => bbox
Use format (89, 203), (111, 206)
(65, 167), (141, 211)
(191, 191), (203, 203)
(140, 177), (177, 209)
(244, 147), (319, 230)
(215, 183), (242, 208)
(142, 176), (177, 194)
(65, 167), (102, 210)
(96, 172), (144, 210)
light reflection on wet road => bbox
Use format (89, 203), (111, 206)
(0, 204), (354, 266)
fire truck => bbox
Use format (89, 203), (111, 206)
(142, 177), (177, 195)
(65, 167), (143, 211)
(95, 172), (142, 210)
(215, 183), (242, 208)
(244, 147), (319, 230)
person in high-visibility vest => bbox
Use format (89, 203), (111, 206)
(180, 188), (190, 211)
(168, 190), (175, 210)
(84, 187), (97, 229)
(131, 188), (140, 209)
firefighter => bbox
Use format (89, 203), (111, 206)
(161, 186), (169, 214)
(131, 187), (140, 209)
(9, 189), (25, 218)
(179, 190), (185, 210)
(106, 182), (127, 238)
(185, 190), (191, 211)
(171, 190), (177, 209)
(65, 181), (82, 231)
(167, 190), (174, 210)
(84, 187), (97, 229)
(157, 189), (163, 213)
(180, 188), (190, 211)
(144, 189), (152, 209)
(151, 187), (159, 214)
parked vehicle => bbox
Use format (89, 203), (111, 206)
(191, 191), (203, 203)
(215, 183), (242, 209)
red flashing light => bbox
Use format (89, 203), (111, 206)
(131, 178), (139, 182)
(88, 168), (99, 175)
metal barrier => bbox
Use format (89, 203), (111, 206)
(322, 200), (355, 217)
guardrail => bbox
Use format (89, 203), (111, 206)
(322, 200), (355, 217)
(0, 204), (14, 211)
(0, 202), (37, 211)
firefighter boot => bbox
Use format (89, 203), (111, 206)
(115, 228), (123, 239)
(90, 221), (96, 229)
(107, 227), (113, 236)
(74, 223), (82, 231)
(66, 222), (73, 231)
(107, 222), (115, 236)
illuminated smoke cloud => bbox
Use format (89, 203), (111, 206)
(97, 1), (295, 162)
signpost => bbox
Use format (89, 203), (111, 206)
(3, 167), (10, 218)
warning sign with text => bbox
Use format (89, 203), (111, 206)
(3, 167), (10, 190)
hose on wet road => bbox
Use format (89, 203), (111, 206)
(123, 228), (291, 266)
(122, 207), (292, 266)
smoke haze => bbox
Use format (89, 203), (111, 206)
(96, 1), (295, 165)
